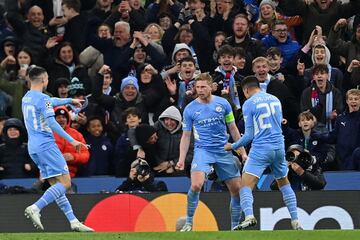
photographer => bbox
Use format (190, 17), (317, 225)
(115, 158), (168, 192)
(271, 144), (326, 191)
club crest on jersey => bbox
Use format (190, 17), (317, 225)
(215, 106), (222, 112)
(45, 101), (52, 109)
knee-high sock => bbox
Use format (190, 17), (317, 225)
(34, 182), (66, 210)
(230, 195), (242, 229)
(240, 186), (253, 217)
(186, 189), (200, 225)
(280, 183), (298, 220)
(55, 194), (77, 222)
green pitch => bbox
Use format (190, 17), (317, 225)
(1, 230), (360, 240)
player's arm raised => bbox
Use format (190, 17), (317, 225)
(176, 131), (192, 171)
(51, 97), (84, 108)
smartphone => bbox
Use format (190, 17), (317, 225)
(20, 64), (29, 70)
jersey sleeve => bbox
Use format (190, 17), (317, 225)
(231, 101), (254, 149)
(224, 99), (235, 124)
(182, 106), (193, 132)
(39, 95), (55, 119)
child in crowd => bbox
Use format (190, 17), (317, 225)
(213, 45), (243, 120)
(79, 116), (113, 176)
(114, 107), (142, 177)
(283, 111), (336, 170)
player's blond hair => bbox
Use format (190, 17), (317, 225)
(195, 72), (213, 85)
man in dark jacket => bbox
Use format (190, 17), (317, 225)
(225, 14), (266, 75)
(252, 56), (300, 128)
(88, 21), (132, 90)
(62, 0), (88, 53)
(271, 144), (327, 191)
(93, 65), (148, 139)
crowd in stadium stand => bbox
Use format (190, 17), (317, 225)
(0, 0), (359, 187)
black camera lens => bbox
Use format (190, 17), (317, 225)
(136, 161), (151, 177)
(285, 151), (296, 162)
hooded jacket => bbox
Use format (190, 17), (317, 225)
(153, 106), (192, 166)
(303, 43), (343, 92)
(0, 118), (34, 178)
(53, 106), (90, 177)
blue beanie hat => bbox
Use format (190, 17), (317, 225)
(120, 76), (139, 92)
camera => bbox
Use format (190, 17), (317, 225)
(286, 144), (315, 170)
(133, 158), (151, 177)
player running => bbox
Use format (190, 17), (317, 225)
(22, 66), (93, 232)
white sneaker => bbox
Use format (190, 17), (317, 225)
(180, 223), (192, 232)
(70, 221), (94, 232)
(291, 220), (303, 230)
(233, 216), (257, 230)
(24, 206), (44, 230)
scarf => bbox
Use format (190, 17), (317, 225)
(311, 85), (334, 131)
(259, 74), (271, 92)
(178, 74), (195, 109)
(219, 66), (241, 110)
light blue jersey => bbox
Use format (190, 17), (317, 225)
(22, 90), (58, 154)
(183, 95), (239, 181)
(233, 91), (284, 150)
(183, 95), (235, 151)
(232, 91), (287, 179)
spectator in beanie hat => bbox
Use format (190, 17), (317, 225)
(92, 65), (148, 139)
(68, 77), (85, 98)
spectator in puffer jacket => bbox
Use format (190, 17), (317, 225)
(53, 106), (89, 177)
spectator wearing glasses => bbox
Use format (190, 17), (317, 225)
(255, 0), (302, 41)
(262, 20), (301, 67)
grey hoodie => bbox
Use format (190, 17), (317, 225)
(171, 43), (192, 65)
(158, 106), (182, 134)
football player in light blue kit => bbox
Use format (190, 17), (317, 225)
(22, 66), (93, 232)
(225, 76), (302, 230)
(175, 73), (247, 231)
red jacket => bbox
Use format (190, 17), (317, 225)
(53, 106), (90, 177)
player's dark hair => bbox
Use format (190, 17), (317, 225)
(28, 66), (47, 82)
(241, 75), (260, 89)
